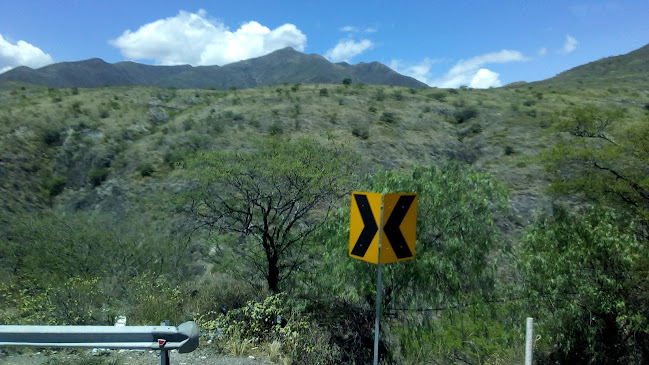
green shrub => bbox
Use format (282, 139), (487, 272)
(137, 162), (155, 177)
(88, 167), (110, 187)
(44, 175), (67, 196)
(126, 274), (184, 325)
(197, 293), (343, 364)
(380, 111), (397, 124)
(430, 91), (447, 102)
(164, 150), (186, 168)
(375, 88), (385, 101)
(319, 88), (329, 97)
(453, 106), (478, 123)
(352, 126), (369, 140)
(269, 122), (284, 135)
(42, 128), (63, 146)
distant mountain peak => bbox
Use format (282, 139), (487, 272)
(0, 48), (429, 89)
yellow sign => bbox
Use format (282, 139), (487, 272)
(349, 192), (417, 264)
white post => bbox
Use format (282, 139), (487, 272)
(525, 317), (534, 365)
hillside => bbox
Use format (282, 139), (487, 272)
(534, 43), (649, 88)
(1, 43), (648, 364)
(0, 47), (428, 89)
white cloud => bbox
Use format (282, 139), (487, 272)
(561, 35), (578, 54)
(432, 49), (528, 88)
(470, 68), (501, 88)
(325, 39), (373, 63)
(340, 25), (377, 33)
(110, 9), (307, 66)
(340, 25), (358, 32)
(538, 47), (547, 56)
(0, 34), (53, 73)
(389, 58), (439, 85)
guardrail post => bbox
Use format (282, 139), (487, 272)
(160, 320), (170, 365)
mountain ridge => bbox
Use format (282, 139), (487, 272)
(0, 47), (429, 89)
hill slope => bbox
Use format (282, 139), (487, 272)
(534, 43), (649, 87)
(0, 48), (428, 89)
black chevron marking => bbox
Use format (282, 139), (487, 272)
(350, 194), (378, 257)
(383, 195), (415, 259)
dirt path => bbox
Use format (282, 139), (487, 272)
(0, 347), (277, 365)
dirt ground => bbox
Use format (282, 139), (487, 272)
(0, 347), (277, 365)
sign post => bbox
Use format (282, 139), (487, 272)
(349, 191), (417, 365)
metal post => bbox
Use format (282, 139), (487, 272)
(373, 197), (385, 365)
(160, 321), (170, 365)
(525, 317), (533, 365)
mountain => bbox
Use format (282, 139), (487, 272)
(0, 47), (429, 89)
(533, 43), (649, 87)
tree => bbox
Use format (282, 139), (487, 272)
(181, 138), (355, 292)
(520, 205), (649, 363)
(342, 77), (352, 87)
(542, 105), (649, 230)
(307, 163), (510, 363)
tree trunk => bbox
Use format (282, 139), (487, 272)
(267, 254), (280, 293)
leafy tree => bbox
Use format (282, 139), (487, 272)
(542, 105), (649, 228)
(342, 77), (352, 86)
(520, 205), (649, 363)
(304, 163), (509, 363)
(180, 138), (355, 292)
(310, 162), (509, 309)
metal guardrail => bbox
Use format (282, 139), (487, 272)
(0, 321), (199, 365)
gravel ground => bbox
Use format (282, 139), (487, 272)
(0, 347), (277, 365)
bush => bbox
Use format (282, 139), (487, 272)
(430, 91), (447, 102)
(352, 126), (369, 140)
(42, 127), (62, 146)
(88, 167), (110, 187)
(380, 111), (397, 124)
(375, 88), (385, 101)
(196, 293), (343, 364)
(137, 162), (155, 177)
(269, 122), (283, 135)
(319, 88), (329, 97)
(44, 175), (67, 197)
(453, 106), (478, 123)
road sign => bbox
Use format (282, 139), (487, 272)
(349, 192), (417, 264)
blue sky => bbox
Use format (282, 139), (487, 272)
(0, 0), (647, 88)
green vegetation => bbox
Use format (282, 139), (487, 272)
(1, 48), (649, 363)
(180, 139), (355, 292)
